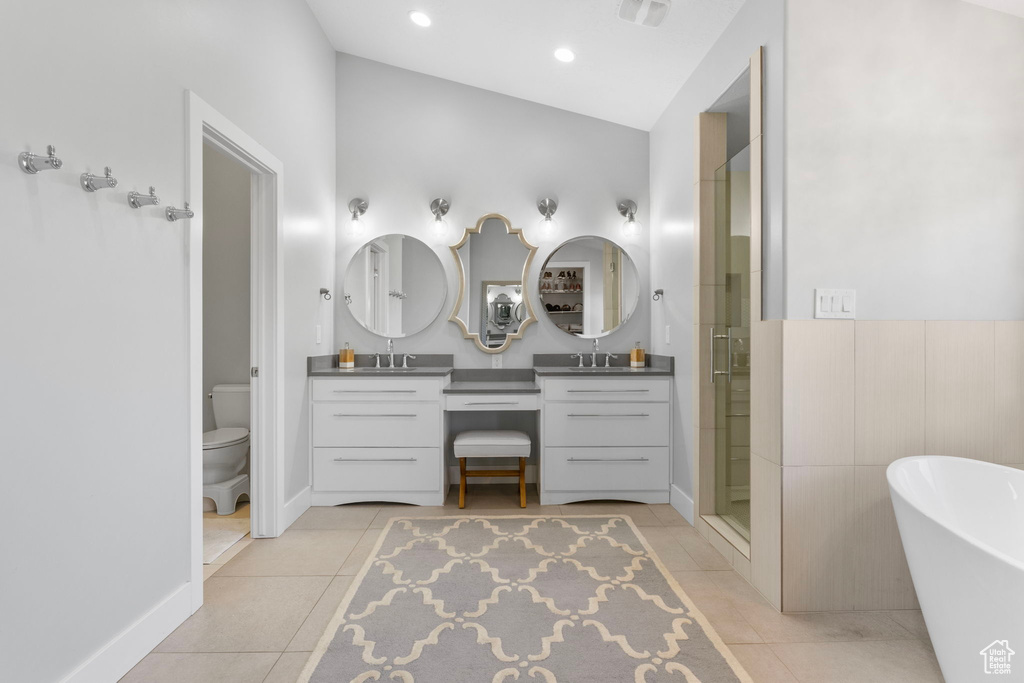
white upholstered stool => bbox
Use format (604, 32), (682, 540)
(453, 430), (531, 509)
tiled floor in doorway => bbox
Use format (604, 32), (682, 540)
(123, 486), (943, 682)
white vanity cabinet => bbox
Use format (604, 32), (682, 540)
(310, 376), (448, 506)
(539, 376), (672, 505)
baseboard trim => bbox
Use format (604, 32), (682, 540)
(60, 583), (191, 683)
(670, 484), (695, 525)
(282, 485), (311, 531)
(446, 464), (537, 486)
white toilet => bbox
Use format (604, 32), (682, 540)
(204, 384), (250, 515)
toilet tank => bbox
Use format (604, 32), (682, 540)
(211, 384), (250, 429)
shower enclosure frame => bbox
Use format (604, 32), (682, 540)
(692, 48), (764, 565)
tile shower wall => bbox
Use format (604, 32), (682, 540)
(751, 320), (1024, 612)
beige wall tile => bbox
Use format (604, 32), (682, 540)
(750, 454), (782, 610)
(751, 320), (782, 465)
(925, 321), (994, 461)
(696, 284), (726, 325)
(855, 322), (926, 466)
(699, 428), (717, 515)
(782, 466), (855, 612)
(695, 182), (721, 285)
(750, 139), (763, 274)
(751, 270), (762, 323)
(852, 467), (918, 610)
(750, 48), (763, 142)
(695, 112), (727, 182)
(782, 321), (855, 467)
(994, 321), (1024, 464)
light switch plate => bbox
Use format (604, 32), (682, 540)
(665, 325), (671, 344)
(492, 354), (502, 369)
(315, 324), (322, 344)
(815, 288), (856, 319)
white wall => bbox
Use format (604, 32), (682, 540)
(333, 55), (651, 366)
(786, 0), (1024, 319)
(649, 0), (785, 501)
(0, 2), (335, 681)
(202, 145), (251, 432)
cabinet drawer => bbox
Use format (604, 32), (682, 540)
(312, 378), (442, 402)
(543, 447), (669, 492)
(313, 403), (439, 447)
(543, 378), (670, 402)
(444, 394), (539, 412)
(545, 403), (669, 447)
(314, 448), (440, 492)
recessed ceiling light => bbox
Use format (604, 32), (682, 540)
(409, 10), (432, 27)
(554, 47), (576, 63)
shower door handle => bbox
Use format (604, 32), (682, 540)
(709, 328), (729, 383)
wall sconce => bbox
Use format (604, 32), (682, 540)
(618, 200), (642, 237)
(429, 197), (450, 238)
(537, 198), (559, 235)
(348, 198), (368, 236)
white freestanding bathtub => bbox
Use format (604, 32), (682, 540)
(888, 456), (1024, 682)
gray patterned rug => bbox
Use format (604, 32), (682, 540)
(299, 516), (751, 683)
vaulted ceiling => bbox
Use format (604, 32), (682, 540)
(305, 0), (745, 130)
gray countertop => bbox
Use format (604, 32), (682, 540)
(531, 366), (673, 377)
(309, 366), (454, 377)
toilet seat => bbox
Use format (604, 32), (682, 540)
(203, 427), (249, 450)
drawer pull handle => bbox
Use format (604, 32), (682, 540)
(332, 413), (418, 418)
(566, 413), (650, 418)
(332, 389), (417, 393)
(463, 401), (519, 405)
(334, 457), (418, 462)
(566, 389), (649, 393)
(567, 457), (650, 462)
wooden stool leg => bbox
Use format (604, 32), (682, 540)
(459, 458), (467, 509)
(519, 457), (526, 508)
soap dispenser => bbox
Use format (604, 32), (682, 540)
(339, 342), (355, 369)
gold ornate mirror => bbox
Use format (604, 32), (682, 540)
(449, 213), (538, 353)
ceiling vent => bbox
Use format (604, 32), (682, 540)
(617, 0), (671, 27)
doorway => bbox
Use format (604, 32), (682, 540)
(200, 142), (253, 563)
(186, 91), (285, 613)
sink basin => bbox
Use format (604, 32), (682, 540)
(567, 366), (633, 372)
(352, 367), (418, 373)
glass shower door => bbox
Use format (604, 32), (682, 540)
(712, 145), (752, 541)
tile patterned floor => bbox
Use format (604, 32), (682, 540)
(123, 486), (944, 682)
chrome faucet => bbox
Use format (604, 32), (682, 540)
(386, 339), (394, 368)
(591, 339), (599, 368)
(570, 352), (585, 368)
(604, 350), (619, 367)
(371, 353), (381, 368)
(402, 353), (417, 368)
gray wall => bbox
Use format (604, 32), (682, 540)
(648, 0), (785, 503)
(0, 2), (336, 680)
(785, 0), (1024, 319)
(334, 55), (651, 366)
(202, 144), (251, 432)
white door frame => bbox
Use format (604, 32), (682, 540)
(186, 91), (285, 612)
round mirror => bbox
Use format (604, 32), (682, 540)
(343, 234), (447, 338)
(538, 236), (639, 338)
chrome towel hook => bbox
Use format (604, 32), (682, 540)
(320, 288), (332, 300)
(652, 288), (664, 301)
(81, 166), (118, 192)
(128, 186), (160, 209)
(166, 202), (194, 222)
(19, 145), (63, 174)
